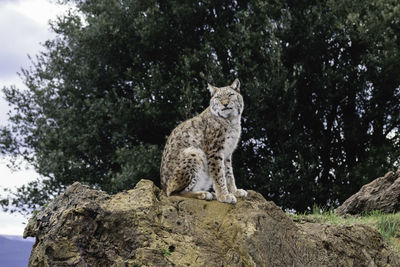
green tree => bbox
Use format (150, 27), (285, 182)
(0, 0), (284, 213)
(271, 0), (400, 209)
(1, 0), (399, 214)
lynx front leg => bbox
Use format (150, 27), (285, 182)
(225, 156), (247, 198)
(208, 154), (237, 204)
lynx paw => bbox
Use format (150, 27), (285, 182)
(217, 193), (237, 204)
(234, 189), (248, 198)
(200, 192), (214, 200)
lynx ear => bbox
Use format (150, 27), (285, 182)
(231, 78), (240, 92)
(207, 83), (217, 96)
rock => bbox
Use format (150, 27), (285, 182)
(336, 169), (400, 215)
(24, 179), (399, 266)
(300, 222), (395, 267)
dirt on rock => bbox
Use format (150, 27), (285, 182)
(24, 179), (400, 266)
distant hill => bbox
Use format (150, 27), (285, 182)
(0, 235), (34, 267)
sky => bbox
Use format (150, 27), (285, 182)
(0, 0), (70, 236)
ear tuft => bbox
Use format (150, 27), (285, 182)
(231, 78), (240, 92)
(208, 83), (217, 96)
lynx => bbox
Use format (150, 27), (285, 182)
(160, 79), (247, 204)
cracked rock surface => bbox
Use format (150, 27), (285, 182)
(25, 179), (399, 266)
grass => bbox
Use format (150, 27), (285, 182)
(288, 205), (400, 252)
(162, 245), (175, 257)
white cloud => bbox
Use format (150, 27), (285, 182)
(0, 0), (63, 125)
(0, 0), (22, 5)
(0, 8), (46, 74)
(0, 157), (39, 188)
(0, 211), (29, 236)
(0, 0), (71, 78)
(7, 0), (67, 26)
(0, 156), (38, 235)
(0, 2), (61, 80)
(0, 0), (71, 123)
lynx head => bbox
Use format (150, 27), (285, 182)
(208, 79), (244, 119)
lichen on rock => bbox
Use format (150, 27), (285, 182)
(24, 179), (400, 266)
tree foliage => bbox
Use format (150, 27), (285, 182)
(1, 0), (399, 213)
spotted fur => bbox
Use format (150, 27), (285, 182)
(160, 79), (247, 204)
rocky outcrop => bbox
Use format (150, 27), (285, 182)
(24, 179), (399, 266)
(336, 169), (400, 215)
